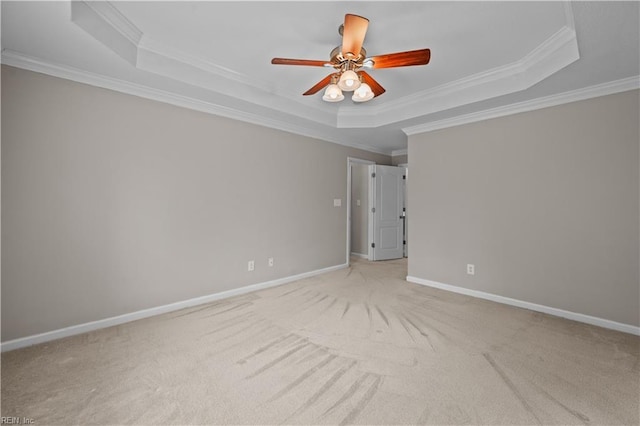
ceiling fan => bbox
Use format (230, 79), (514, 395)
(271, 14), (431, 103)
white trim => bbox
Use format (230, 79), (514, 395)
(382, 25), (576, 116)
(337, 10), (580, 129)
(0, 50), (390, 156)
(71, 1), (317, 109)
(403, 76), (640, 136)
(78, 1), (142, 46)
(72, 0), (580, 132)
(346, 157), (376, 266)
(18, 1), (581, 139)
(406, 276), (640, 336)
(135, 39), (335, 125)
(71, 1), (141, 66)
(350, 252), (369, 259)
(562, 0), (576, 32)
(1, 263), (348, 352)
(367, 164), (375, 261)
(391, 149), (408, 157)
(139, 34), (271, 93)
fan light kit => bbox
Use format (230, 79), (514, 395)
(272, 14), (431, 103)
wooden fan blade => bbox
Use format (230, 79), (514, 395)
(341, 14), (369, 59)
(271, 58), (329, 67)
(370, 48), (431, 69)
(359, 71), (385, 97)
(303, 74), (335, 96)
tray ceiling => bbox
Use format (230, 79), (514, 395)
(2, 1), (638, 154)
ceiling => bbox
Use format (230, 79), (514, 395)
(2, 1), (639, 155)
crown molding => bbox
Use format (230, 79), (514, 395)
(6, 0), (617, 158)
(70, 1), (580, 132)
(71, 1), (337, 128)
(135, 43), (336, 126)
(80, 1), (142, 46)
(338, 23), (579, 128)
(71, 1), (140, 66)
(138, 37), (256, 88)
(402, 76), (640, 136)
(1, 50), (391, 156)
(7, 53), (633, 156)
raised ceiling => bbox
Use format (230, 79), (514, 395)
(2, 1), (639, 155)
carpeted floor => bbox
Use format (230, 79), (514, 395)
(2, 257), (639, 425)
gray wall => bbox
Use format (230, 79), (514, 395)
(350, 163), (369, 256)
(408, 90), (640, 327)
(1, 66), (391, 341)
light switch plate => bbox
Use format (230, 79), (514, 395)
(334, 198), (342, 207)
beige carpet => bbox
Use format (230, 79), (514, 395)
(2, 257), (639, 425)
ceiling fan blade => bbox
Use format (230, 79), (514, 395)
(369, 48), (431, 69)
(271, 58), (329, 67)
(359, 71), (385, 97)
(341, 14), (369, 59)
(303, 74), (336, 96)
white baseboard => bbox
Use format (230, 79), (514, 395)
(406, 276), (640, 336)
(1, 263), (348, 352)
(350, 252), (369, 259)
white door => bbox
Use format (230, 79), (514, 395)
(369, 165), (405, 261)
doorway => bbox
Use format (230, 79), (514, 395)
(346, 157), (375, 265)
(347, 158), (408, 264)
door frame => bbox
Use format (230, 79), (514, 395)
(398, 163), (408, 257)
(346, 157), (375, 265)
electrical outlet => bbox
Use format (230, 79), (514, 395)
(467, 264), (475, 275)
(334, 198), (342, 207)
(248, 260), (255, 272)
(268, 257), (274, 267)
(356, 199), (361, 206)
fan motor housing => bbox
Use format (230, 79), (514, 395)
(330, 46), (367, 66)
